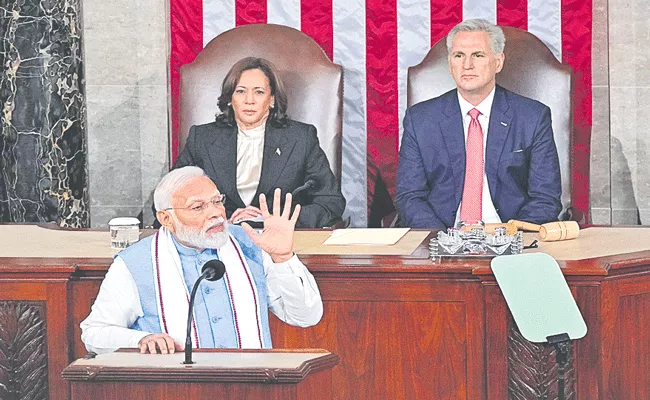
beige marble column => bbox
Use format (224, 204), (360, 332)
(607, 0), (650, 225)
(589, 0), (611, 225)
(84, 0), (169, 227)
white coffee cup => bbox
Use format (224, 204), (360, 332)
(108, 217), (141, 249)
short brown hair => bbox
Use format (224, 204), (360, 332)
(216, 57), (288, 127)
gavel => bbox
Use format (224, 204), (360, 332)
(508, 219), (580, 242)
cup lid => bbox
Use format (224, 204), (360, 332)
(108, 217), (140, 226)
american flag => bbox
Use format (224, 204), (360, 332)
(170, 0), (592, 227)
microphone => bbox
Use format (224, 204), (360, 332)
(183, 259), (226, 365)
(291, 179), (318, 198)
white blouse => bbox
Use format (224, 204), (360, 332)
(236, 123), (266, 205)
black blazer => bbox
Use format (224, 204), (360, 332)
(173, 118), (346, 228)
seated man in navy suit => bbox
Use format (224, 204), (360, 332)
(396, 19), (562, 230)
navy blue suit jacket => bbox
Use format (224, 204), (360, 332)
(396, 85), (562, 229)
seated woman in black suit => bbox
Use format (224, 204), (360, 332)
(173, 57), (345, 228)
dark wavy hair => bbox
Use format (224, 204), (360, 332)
(215, 57), (288, 128)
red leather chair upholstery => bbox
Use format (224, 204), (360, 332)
(179, 24), (343, 182)
(407, 26), (578, 220)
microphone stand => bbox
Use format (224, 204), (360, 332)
(547, 333), (571, 400)
(183, 270), (209, 365)
(183, 260), (225, 365)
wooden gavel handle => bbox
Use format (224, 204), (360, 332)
(508, 219), (542, 232)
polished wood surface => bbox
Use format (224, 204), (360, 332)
(63, 349), (337, 400)
(1, 227), (650, 399)
(68, 378), (332, 400)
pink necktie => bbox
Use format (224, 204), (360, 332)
(460, 108), (483, 222)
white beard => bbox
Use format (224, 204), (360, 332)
(171, 215), (230, 250)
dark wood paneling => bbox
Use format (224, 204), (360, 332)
(271, 280), (485, 399)
(485, 283), (509, 399)
(0, 268), (74, 400)
(71, 377), (331, 400)
(374, 302), (468, 399)
(601, 275), (650, 399)
(69, 279), (102, 360)
(0, 301), (48, 399)
(46, 281), (71, 400)
(4, 230), (650, 398)
(507, 322), (576, 399)
(574, 285), (601, 400)
(603, 286), (650, 399)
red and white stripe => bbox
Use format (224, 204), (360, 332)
(220, 237), (264, 349)
(170, 0), (592, 226)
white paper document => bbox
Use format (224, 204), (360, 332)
(323, 228), (410, 246)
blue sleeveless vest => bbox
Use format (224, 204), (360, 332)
(117, 226), (272, 348)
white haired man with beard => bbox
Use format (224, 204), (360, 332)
(81, 166), (323, 354)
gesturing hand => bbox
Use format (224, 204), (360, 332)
(242, 188), (300, 263)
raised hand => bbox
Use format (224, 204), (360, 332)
(241, 188), (300, 263)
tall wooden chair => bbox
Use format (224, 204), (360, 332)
(179, 24), (343, 182)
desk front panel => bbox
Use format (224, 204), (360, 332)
(272, 276), (486, 399)
(3, 228), (650, 399)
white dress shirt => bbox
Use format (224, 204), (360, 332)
(455, 88), (501, 225)
(80, 248), (323, 353)
(236, 123), (265, 205)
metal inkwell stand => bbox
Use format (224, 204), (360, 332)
(429, 220), (524, 259)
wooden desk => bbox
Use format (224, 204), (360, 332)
(0, 226), (649, 399)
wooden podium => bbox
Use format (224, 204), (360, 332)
(62, 348), (338, 400)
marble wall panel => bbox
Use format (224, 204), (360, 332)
(586, 0), (650, 226)
(590, 87), (611, 224)
(82, 0), (139, 86)
(589, 0), (611, 225)
(83, 0), (169, 227)
(92, 206), (148, 228)
(138, 85), (170, 226)
(608, 0), (650, 88)
(85, 85), (145, 224)
(609, 87), (650, 225)
(135, 0), (169, 86)
(608, 0), (650, 225)
(591, 0), (609, 87)
(0, 0), (88, 227)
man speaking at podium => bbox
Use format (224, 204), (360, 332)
(396, 19), (562, 229)
(81, 166), (322, 354)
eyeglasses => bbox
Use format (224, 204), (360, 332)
(164, 194), (226, 213)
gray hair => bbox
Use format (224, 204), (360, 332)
(154, 166), (207, 211)
(446, 19), (505, 55)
